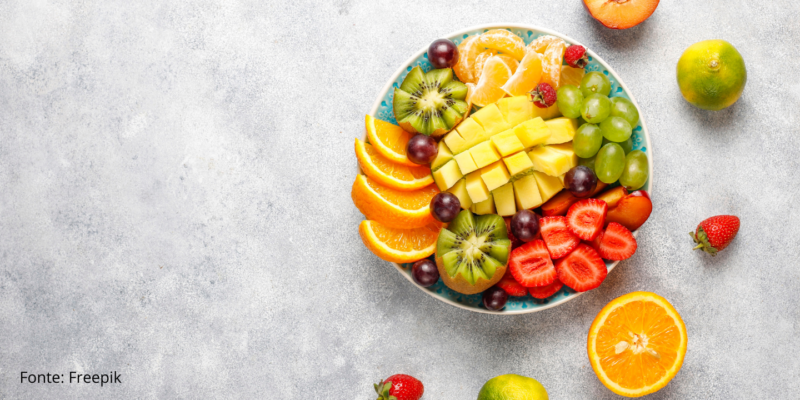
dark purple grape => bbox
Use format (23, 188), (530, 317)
(482, 286), (508, 311)
(510, 210), (540, 242)
(427, 39), (459, 69)
(406, 134), (438, 165)
(411, 259), (439, 287)
(564, 166), (598, 198)
(430, 192), (460, 223)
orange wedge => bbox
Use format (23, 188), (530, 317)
(365, 115), (417, 167)
(561, 65), (586, 88)
(454, 35), (483, 84)
(527, 35), (566, 89)
(351, 174), (438, 229)
(501, 50), (543, 96)
(472, 49), (498, 79)
(358, 220), (439, 263)
(495, 54), (519, 74)
(478, 29), (527, 60)
(355, 139), (433, 191)
(588, 292), (688, 398)
(467, 56), (513, 107)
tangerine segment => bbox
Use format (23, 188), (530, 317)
(365, 115), (417, 167)
(501, 50), (543, 97)
(351, 174), (439, 229)
(454, 35), (484, 84)
(472, 49), (499, 81)
(355, 139), (433, 191)
(358, 220), (439, 263)
(588, 292), (688, 398)
(560, 65), (586, 88)
(478, 29), (527, 60)
(468, 56), (513, 108)
(527, 35), (566, 89)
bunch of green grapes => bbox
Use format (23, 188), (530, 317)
(556, 72), (648, 190)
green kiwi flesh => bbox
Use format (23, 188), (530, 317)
(393, 66), (469, 137)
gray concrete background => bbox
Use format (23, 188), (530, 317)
(1, 0), (798, 398)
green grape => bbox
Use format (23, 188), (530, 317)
(556, 85), (584, 119)
(619, 150), (649, 190)
(573, 123), (603, 158)
(599, 116), (632, 142)
(581, 94), (611, 124)
(580, 71), (612, 97)
(595, 143), (626, 184)
(610, 97), (639, 127)
(578, 155), (596, 172)
(603, 137), (633, 154)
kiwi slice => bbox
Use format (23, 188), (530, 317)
(393, 66), (469, 138)
(435, 210), (511, 295)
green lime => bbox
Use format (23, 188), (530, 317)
(476, 374), (548, 400)
(677, 39), (746, 110)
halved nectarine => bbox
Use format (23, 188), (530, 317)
(595, 186), (628, 208)
(605, 191), (652, 231)
(583, 0), (660, 30)
(541, 182), (608, 216)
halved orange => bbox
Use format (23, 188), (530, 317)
(501, 50), (543, 96)
(478, 29), (527, 60)
(358, 220), (439, 263)
(365, 115), (416, 167)
(468, 56), (513, 107)
(355, 139), (433, 191)
(351, 174), (438, 229)
(560, 65), (586, 88)
(527, 35), (566, 89)
(588, 292), (688, 398)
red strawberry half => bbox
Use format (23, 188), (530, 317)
(555, 244), (607, 292)
(508, 240), (556, 288)
(567, 198), (607, 240)
(375, 374), (424, 400)
(528, 279), (564, 299)
(495, 269), (529, 297)
(539, 216), (580, 259)
(597, 222), (637, 260)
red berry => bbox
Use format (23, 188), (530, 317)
(691, 215), (740, 256)
(555, 244), (607, 292)
(597, 222), (637, 261)
(530, 83), (557, 108)
(495, 269), (529, 297)
(528, 278), (564, 299)
(375, 374), (424, 400)
(508, 240), (557, 288)
(566, 198), (608, 240)
(564, 45), (589, 68)
(539, 216), (580, 259)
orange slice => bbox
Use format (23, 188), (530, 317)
(588, 292), (688, 398)
(454, 35), (483, 84)
(478, 29), (527, 60)
(560, 65), (586, 88)
(351, 174), (438, 229)
(365, 115), (417, 167)
(495, 54), (519, 74)
(358, 220), (439, 263)
(472, 49), (498, 80)
(467, 56), (513, 107)
(355, 139), (433, 191)
(527, 35), (566, 89)
(500, 50), (543, 96)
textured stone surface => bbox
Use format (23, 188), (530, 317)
(1, 1), (799, 398)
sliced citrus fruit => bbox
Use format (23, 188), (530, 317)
(494, 54), (519, 74)
(478, 29), (527, 60)
(358, 220), (439, 263)
(588, 291), (688, 398)
(351, 174), (438, 229)
(472, 49), (498, 80)
(454, 35), (483, 84)
(468, 56), (513, 107)
(365, 115), (417, 167)
(355, 139), (433, 191)
(560, 65), (586, 88)
(527, 35), (566, 89)
(501, 50), (543, 96)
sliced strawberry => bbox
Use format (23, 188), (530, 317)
(597, 222), (638, 260)
(508, 240), (556, 288)
(555, 244), (607, 292)
(495, 269), (529, 297)
(539, 216), (580, 259)
(566, 198), (607, 241)
(528, 279), (564, 299)
(586, 229), (604, 252)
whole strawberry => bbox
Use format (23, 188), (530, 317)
(530, 83), (557, 108)
(564, 45), (589, 68)
(374, 374), (424, 400)
(690, 215), (740, 256)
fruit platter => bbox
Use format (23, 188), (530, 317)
(353, 24), (653, 314)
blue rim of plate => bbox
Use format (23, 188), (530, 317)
(362, 23), (653, 315)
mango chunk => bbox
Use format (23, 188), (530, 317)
(491, 129), (525, 157)
(492, 183), (516, 217)
(465, 170), (490, 204)
(455, 118), (486, 141)
(431, 141), (453, 172)
(471, 104), (511, 136)
(544, 117), (578, 144)
(443, 130), (469, 155)
(471, 196), (496, 215)
(503, 151), (535, 180)
(532, 104), (561, 120)
(528, 145), (576, 177)
(514, 117), (552, 148)
(469, 141), (501, 169)
(480, 161), (511, 192)
(513, 174), (544, 210)
(496, 96), (534, 127)
(447, 178), (473, 209)
(432, 159), (463, 191)
(533, 171), (563, 203)
(454, 151), (479, 175)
